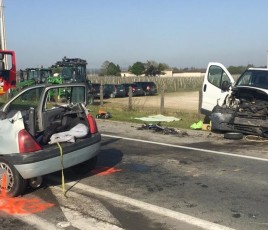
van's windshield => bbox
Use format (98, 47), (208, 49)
(236, 70), (268, 89)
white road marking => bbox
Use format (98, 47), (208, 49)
(16, 214), (59, 230)
(49, 179), (235, 230)
(102, 134), (268, 162)
(51, 186), (124, 230)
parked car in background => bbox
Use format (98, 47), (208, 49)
(104, 84), (126, 98)
(134, 81), (157, 96)
(121, 83), (144, 97)
(92, 83), (101, 98)
(0, 83), (101, 197)
(201, 62), (268, 137)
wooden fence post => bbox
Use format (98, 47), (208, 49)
(160, 87), (164, 114)
(100, 84), (104, 106)
(128, 86), (133, 110)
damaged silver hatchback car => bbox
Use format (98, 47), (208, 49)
(0, 83), (101, 197)
(201, 62), (268, 137)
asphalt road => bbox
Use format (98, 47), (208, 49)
(1, 120), (267, 230)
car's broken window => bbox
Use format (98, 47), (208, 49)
(5, 86), (44, 113)
(44, 86), (86, 110)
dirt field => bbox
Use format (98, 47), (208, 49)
(101, 91), (200, 112)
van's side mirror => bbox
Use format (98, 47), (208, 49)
(221, 81), (231, 91)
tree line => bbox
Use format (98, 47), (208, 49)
(95, 60), (263, 76)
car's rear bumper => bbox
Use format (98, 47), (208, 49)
(5, 133), (101, 179)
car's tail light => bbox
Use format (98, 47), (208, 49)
(18, 129), (42, 154)
(87, 114), (98, 134)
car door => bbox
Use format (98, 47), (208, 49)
(201, 62), (235, 116)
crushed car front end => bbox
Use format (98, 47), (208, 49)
(211, 74), (268, 137)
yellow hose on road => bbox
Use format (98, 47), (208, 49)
(56, 142), (66, 195)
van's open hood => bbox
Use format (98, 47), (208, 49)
(233, 86), (268, 102)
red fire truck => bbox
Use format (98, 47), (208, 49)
(0, 50), (16, 95)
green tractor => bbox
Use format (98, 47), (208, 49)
(26, 67), (52, 84)
(49, 57), (94, 104)
(11, 67), (52, 96)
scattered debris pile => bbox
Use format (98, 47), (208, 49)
(137, 123), (188, 137)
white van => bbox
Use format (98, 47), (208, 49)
(201, 62), (268, 136)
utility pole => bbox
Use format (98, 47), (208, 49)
(267, 50), (268, 68)
(0, 0), (6, 51)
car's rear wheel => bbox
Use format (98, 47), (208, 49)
(71, 156), (98, 175)
(0, 159), (27, 197)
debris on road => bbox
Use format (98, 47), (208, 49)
(137, 123), (188, 137)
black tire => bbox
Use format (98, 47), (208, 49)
(0, 159), (27, 197)
(224, 132), (244, 140)
(71, 156), (98, 175)
(88, 94), (94, 105)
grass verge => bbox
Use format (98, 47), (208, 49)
(88, 104), (204, 130)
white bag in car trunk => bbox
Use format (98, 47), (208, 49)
(0, 111), (24, 153)
(49, 123), (89, 144)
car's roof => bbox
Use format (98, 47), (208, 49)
(104, 83), (122, 86)
(248, 68), (268, 71)
(134, 81), (155, 84)
(122, 83), (136, 85)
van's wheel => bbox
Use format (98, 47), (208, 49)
(224, 132), (244, 140)
(71, 156), (98, 175)
(88, 94), (94, 105)
(0, 159), (27, 197)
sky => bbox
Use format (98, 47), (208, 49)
(3, 0), (268, 70)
